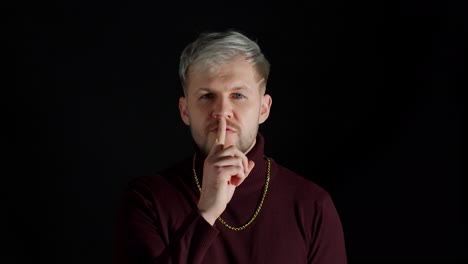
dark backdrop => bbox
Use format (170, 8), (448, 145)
(10, 0), (466, 263)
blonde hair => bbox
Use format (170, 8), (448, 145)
(179, 30), (270, 93)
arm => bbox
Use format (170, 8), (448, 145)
(308, 195), (348, 264)
(112, 185), (219, 264)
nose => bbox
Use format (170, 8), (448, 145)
(212, 97), (232, 119)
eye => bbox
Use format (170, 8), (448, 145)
(200, 93), (214, 100)
(232, 93), (245, 99)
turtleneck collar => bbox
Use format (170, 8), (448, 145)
(192, 133), (268, 193)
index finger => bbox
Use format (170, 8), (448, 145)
(217, 117), (226, 146)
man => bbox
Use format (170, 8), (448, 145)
(113, 30), (347, 263)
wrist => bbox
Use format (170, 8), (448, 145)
(198, 209), (218, 226)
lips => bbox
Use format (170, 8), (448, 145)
(210, 125), (237, 133)
(213, 127), (235, 133)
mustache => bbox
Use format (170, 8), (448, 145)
(208, 122), (239, 132)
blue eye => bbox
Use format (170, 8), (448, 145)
(200, 93), (213, 99)
(233, 93), (245, 99)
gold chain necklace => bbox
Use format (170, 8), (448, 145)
(192, 153), (270, 231)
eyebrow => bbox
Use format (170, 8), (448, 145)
(197, 85), (252, 92)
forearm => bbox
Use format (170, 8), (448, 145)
(113, 189), (219, 264)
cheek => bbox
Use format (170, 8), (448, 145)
(189, 102), (210, 115)
(189, 115), (210, 135)
(239, 109), (261, 127)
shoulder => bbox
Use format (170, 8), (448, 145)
(125, 156), (193, 197)
(271, 159), (331, 206)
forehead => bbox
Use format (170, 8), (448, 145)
(187, 55), (260, 88)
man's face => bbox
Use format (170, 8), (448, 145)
(179, 55), (272, 155)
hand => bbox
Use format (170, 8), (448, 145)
(197, 117), (255, 225)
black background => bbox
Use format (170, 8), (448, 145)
(9, 0), (466, 263)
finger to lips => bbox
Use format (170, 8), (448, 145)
(217, 117), (226, 146)
(215, 119), (251, 180)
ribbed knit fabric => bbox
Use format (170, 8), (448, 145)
(113, 133), (347, 264)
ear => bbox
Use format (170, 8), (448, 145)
(178, 97), (190, 125)
(259, 94), (272, 124)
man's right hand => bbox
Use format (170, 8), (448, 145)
(197, 117), (255, 225)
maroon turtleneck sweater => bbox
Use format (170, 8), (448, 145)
(113, 134), (347, 264)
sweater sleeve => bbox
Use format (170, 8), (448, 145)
(112, 182), (219, 264)
(308, 194), (348, 264)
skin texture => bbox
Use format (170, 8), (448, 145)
(178, 55), (272, 225)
